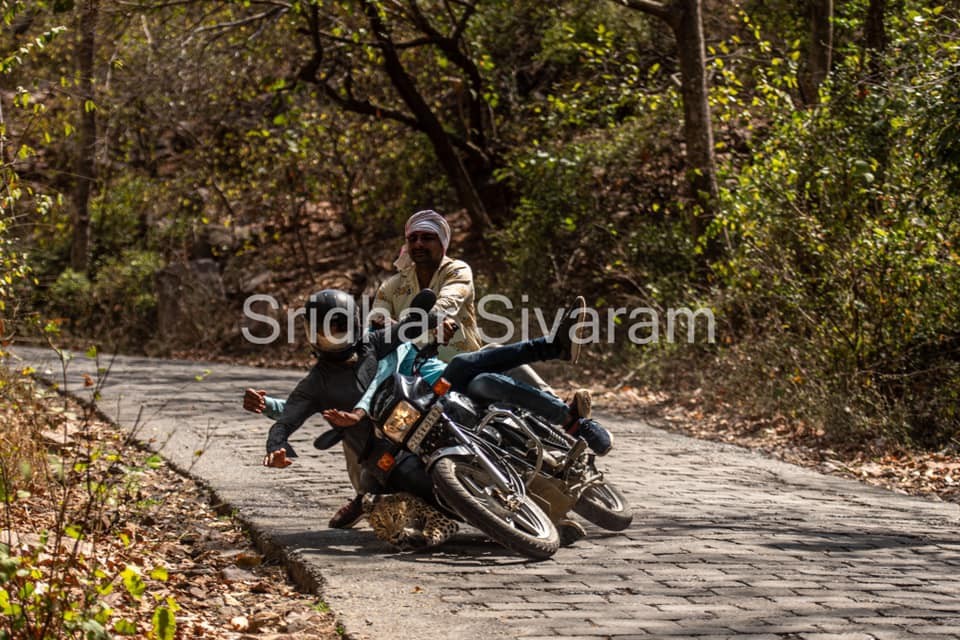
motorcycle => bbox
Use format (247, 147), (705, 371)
(357, 291), (560, 559)
(319, 289), (631, 557)
(393, 290), (633, 534)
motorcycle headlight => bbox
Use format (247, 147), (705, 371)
(382, 400), (422, 442)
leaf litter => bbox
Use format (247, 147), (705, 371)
(0, 370), (340, 639)
(581, 382), (960, 504)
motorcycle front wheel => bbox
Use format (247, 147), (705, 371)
(572, 482), (634, 531)
(432, 457), (559, 560)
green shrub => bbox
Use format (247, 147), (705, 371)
(709, 10), (960, 447)
(89, 176), (152, 266)
(47, 269), (93, 319)
(91, 250), (164, 346)
(496, 117), (698, 313)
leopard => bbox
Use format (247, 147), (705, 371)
(362, 492), (459, 551)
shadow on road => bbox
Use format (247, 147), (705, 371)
(273, 529), (549, 566)
(639, 516), (957, 555)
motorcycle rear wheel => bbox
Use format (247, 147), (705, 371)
(432, 457), (559, 560)
(573, 482), (633, 531)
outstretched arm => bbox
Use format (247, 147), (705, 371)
(263, 368), (326, 465)
(244, 388), (286, 419)
(323, 408), (367, 427)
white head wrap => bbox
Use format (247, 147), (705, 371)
(393, 210), (451, 270)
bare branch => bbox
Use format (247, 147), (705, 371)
(451, 2), (475, 41)
(404, 0), (434, 36)
(190, 6), (286, 34)
(116, 0), (291, 9)
(393, 36), (437, 49)
(315, 29), (382, 48)
(399, 2), (485, 153)
(441, 0), (458, 27)
(317, 79), (423, 132)
(618, 0), (670, 21)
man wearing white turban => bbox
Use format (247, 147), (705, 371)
(372, 210), (483, 362)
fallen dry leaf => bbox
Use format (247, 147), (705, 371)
(234, 552), (262, 568)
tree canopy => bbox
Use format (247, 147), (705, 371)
(3, 0), (959, 447)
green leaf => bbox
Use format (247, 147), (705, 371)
(151, 604), (176, 640)
(145, 454), (164, 469)
(113, 620), (137, 636)
(85, 345), (97, 359)
(95, 578), (114, 596)
(0, 588), (13, 614)
(149, 566), (168, 582)
(121, 565), (146, 600)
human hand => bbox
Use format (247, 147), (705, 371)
(323, 408), (366, 427)
(439, 318), (458, 344)
(263, 449), (292, 468)
(368, 312), (396, 329)
(243, 388), (267, 414)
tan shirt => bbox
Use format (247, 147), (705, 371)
(374, 256), (483, 361)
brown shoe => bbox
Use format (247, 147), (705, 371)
(328, 494), (365, 529)
(568, 389), (592, 421)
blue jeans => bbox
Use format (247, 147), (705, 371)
(442, 338), (571, 425)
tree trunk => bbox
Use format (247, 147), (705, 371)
(863, 0), (887, 80)
(800, 0), (834, 105)
(361, 0), (492, 231)
(70, 0), (98, 273)
(670, 0), (718, 239)
(619, 0), (718, 240)
(863, 0), (889, 214)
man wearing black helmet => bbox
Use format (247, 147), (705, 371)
(248, 288), (473, 526)
(249, 290), (394, 493)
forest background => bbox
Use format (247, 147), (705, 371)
(2, 0), (959, 453)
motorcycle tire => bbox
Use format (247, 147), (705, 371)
(572, 482), (633, 531)
(432, 457), (559, 560)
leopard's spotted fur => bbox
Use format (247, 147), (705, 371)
(363, 493), (459, 551)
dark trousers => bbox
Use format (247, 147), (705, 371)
(442, 338), (571, 425)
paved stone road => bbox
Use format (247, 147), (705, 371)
(10, 346), (960, 639)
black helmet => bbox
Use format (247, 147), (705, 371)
(304, 289), (360, 361)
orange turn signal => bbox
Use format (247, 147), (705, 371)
(432, 377), (452, 396)
(377, 452), (395, 471)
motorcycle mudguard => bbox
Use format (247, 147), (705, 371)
(423, 445), (474, 473)
(424, 445), (527, 498)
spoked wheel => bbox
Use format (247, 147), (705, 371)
(432, 457), (559, 559)
(573, 482), (633, 531)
